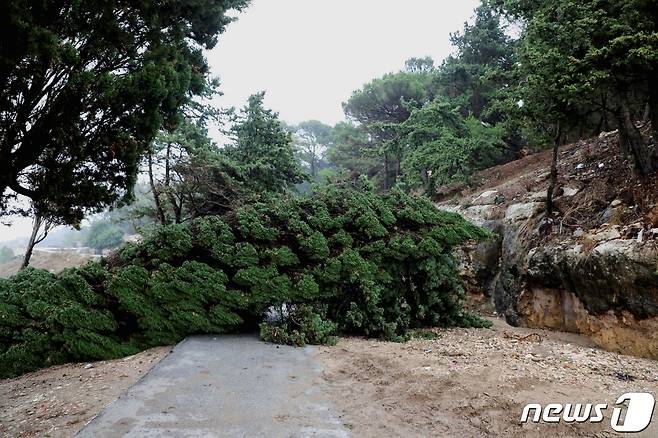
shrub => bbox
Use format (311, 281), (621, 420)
(0, 185), (491, 378)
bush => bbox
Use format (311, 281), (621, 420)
(85, 221), (125, 254)
(0, 185), (491, 378)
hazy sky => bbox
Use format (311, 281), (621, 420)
(207, 0), (480, 128)
(0, 0), (481, 243)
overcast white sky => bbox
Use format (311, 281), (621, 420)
(208, 0), (480, 127)
(0, 0), (480, 244)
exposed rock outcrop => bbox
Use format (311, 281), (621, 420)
(442, 129), (658, 358)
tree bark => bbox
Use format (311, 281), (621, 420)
(618, 100), (654, 175)
(648, 73), (658, 145)
(420, 168), (431, 196)
(20, 213), (47, 271)
(383, 151), (390, 190)
(546, 122), (562, 217)
(148, 151), (167, 225)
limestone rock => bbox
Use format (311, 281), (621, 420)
(504, 202), (543, 222)
(472, 190), (498, 205)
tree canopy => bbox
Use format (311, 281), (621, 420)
(221, 93), (309, 195)
(495, 0), (658, 173)
(0, 0), (249, 223)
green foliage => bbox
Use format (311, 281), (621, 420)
(439, 2), (517, 124)
(288, 120), (334, 180)
(85, 221), (124, 254)
(0, 186), (490, 378)
(221, 93), (309, 195)
(495, 0), (658, 171)
(0, 0), (249, 221)
(260, 305), (338, 347)
(327, 3), (519, 193)
(401, 99), (505, 192)
(326, 122), (381, 182)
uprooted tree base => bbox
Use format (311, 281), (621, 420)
(0, 184), (490, 378)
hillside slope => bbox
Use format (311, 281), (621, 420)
(440, 127), (658, 358)
(0, 249), (98, 278)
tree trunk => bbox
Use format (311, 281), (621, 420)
(21, 213), (43, 270)
(420, 168), (430, 195)
(618, 100), (654, 175)
(148, 151), (167, 225)
(546, 122), (562, 217)
(310, 157), (317, 179)
(383, 152), (390, 190)
(395, 153), (402, 183)
(602, 99), (610, 132)
(648, 73), (658, 144)
(174, 200), (183, 224)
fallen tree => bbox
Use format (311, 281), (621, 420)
(0, 183), (490, 378)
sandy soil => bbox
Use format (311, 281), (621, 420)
(0, 250), (98, 278)
(319, 319), (658, 438)
(0, 346), (170, 437)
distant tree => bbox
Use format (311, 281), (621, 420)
(0, 0), (249, 227)
(401, 98), (504, 194)
(146, 116), (217, 226)
(343, 70), (435, 189)
(85, 220), (124, 254)
(220, 93), (309, 195)
(404, 57), (436, 73)
(289, 120), (334, 179)
(326, 122), (381, 182)
(123, 94), (308, 223)
(436, 2), (518, 137)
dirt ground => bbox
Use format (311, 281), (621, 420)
(3, 321), (657, 437)
(0, 250), (98, 278)
(0, 346), (170, 437)
(439, 125), (658, 235)
(319, 319), (658, 438)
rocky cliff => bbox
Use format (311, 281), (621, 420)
(441, 127), (658, 358)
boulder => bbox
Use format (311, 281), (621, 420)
(472, 190), (498, 205)
(505, 202), (543, 222)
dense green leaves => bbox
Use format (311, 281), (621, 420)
(0, 186), (490, 377)
(221, 93), (308, 194)
(85, 221), (124, 254)
(0, 0), (249, 222)
(495, 0), (658, 171)
(327, 2), (515, 194)
(401, 98), (505, 193)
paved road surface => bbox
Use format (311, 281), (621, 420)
(77, 335), (349, 437)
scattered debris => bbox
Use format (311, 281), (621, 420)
(503, 331), (542, 343)
(614, 371), (636, 382)
(321, 319), (658, 437)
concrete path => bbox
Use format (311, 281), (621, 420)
(77, 335), (349, 438)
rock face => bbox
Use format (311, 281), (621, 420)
(444, 194), (658, 359)
(438, 130), (658, 359)
(435, 128), (658, 359)
(452, 197), (658, 359)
